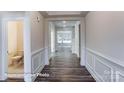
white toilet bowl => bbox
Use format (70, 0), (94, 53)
(11, 56), (22, 65)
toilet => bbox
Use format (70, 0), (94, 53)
(11, 56), (23, 65)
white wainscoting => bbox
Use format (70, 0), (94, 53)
(86, 48), (124, 82)
(31, 48), (46, 81)
(116, 71), (124, 82)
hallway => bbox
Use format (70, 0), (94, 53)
(1, 11), (124, 82)
(35, 53), (95, 82)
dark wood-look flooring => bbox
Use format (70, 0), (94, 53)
(3, 53), (95, 82)
(35, 53), (95, 82)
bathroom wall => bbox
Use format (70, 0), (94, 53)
(17, 21), (23, 53)
(8, 21), (23, 64)
(8, 21), (18, 56)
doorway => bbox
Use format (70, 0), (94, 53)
(7, 20), (24, 79)
(49, 20), (80, 58)
(1, 19), (25, 80)
(56, 30), (72, 56)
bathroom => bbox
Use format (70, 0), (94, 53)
(7, 20), (24, 79)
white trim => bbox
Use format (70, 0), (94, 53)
(86, 48), (124, 68)
(86, 52), (95, 69)
(116, 71), (124, 82)
(95, 57), (114, 82)
(86, 49), (114, 82)
(45, 47), (49, 65)
(31, 48), (46, 81)
(80, 18), (86, 66)
(33, 63), (44, 73)
(31, 48), (49, 65)
(47, 17), (82, 21)
(23, 14), (32, 82)
(31, 48), (44, 56)
(31, 64), (45, 82)
(86, 63), (102, 82)
(2, 17), (25, 80)
(1, 13), (31, 82)
(46, 17), (86, 66)
(86, 54), (104, 82)
(1, 19), (8, 80)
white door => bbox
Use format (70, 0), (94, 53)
(56, 31), (72, 54)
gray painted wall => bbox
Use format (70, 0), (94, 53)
(85, 12), (124, 82)
(86, 12), (124, 62)
(0, 15), (2, 79)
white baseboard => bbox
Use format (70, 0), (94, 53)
(86, 64), (103, 82)
(31, 48), (46, 82)
(31, 65), (45, 82)
(86, 48), (124, 82)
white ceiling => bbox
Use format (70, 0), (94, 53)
(46, 11), (82, 15)
(53, 21), (80, 28)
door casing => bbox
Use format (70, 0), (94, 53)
(1, 15), (31, 81)
(46, 17), (86, 66)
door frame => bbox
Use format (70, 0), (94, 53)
(46, 17), (86, 66)
(1, 15), (31, 81)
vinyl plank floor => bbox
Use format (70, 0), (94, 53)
(35, 54), (95, 82)
(3, 53), (95, 82)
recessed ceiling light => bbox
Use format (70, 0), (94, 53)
(63, 21), (66, 24)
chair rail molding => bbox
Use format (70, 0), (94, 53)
(86, 48), (124, 82)
(31, 48), (45, 81)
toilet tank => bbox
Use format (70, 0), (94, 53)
(17, 51), (24, 56)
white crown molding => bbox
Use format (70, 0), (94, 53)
(40, 11), (89, 18)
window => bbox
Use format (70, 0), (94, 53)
(57, 31), (72, 43)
